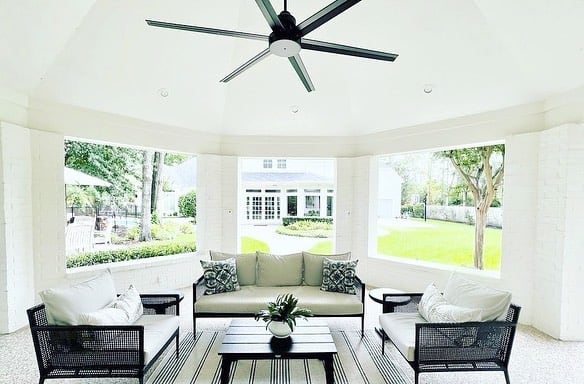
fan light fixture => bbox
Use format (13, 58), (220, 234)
(146, 0), (398, 92)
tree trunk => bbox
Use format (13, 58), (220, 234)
(140, 151), (154, 242)
(151, 152), (165, 216)
(474, 203), (489, 269)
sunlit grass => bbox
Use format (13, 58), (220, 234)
(377, 218), (501, 270)
(308, 240), (333, 254)
(240, 236), (269, 253)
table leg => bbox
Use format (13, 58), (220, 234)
(323, 355), (334, 384)
(220, 357), (232, 384)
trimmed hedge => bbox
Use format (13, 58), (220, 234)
(66, 239), (196, 268)
(282, 217), (333, 226)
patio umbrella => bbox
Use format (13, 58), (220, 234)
(64, 167), (111, 187)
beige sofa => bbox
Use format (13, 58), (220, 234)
(193, 251), (365, 333)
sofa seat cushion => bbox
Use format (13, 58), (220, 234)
(195, 286), (363, 315)
(379, 312), (427, 361)
(134, 315), (179, 365)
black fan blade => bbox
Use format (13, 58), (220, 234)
(297, 0), (361, 37)
(288, 54), (315, 92)
(146, 20), (268, 42)
(255, 0), (284, 31)
(301, 38), (398, 61)
(220, 48), (271, 83)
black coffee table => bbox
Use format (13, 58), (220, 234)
(218, 318), (337, 384)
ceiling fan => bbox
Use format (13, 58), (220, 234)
(146, 0), (398, 92)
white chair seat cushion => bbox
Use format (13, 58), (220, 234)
(134, 315), (179, 365)
(195, 285), (363, 315)
(379, 312), (427, 361)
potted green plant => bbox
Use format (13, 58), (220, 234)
(254, 293), (313, 338)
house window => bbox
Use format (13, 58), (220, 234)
(287, 195), (297, 216)
(327, 196), (333, 217)
(376, 144), (504, 271)
(251, 196), (262, 220)
(263, 159), (273, 169)
(305, 195), (320, 216)
(277, 159), (287, 169)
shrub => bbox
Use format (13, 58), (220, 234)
(276, 220), (332, 238)
(178, 190), (196, 219)
(66, 238), (196, 268)
(282, 217), (333, 226)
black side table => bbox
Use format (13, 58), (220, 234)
(141, 290), (184, 315)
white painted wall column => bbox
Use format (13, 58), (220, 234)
(0, 122), (35, 333)
(534, 124), (584, 340)
(197, 154), (238, 256)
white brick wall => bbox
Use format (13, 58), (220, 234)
(0, 122), (35, 333)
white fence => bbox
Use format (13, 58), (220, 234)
(426, 205), (503, 228)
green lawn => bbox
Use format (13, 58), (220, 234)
(308, 240), (332, 254)
(377, 219), (501, 270)
(240, 236), (270, 253)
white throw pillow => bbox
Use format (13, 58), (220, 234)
(78, 307), (130, 325)
(39, 269), (117, 325)
(78, 284), (143, 325)
(443, 273), (512, 321)
(418, 283), (482, 323)
(110, 284), (144, 323)
(418, 284), (446, 321)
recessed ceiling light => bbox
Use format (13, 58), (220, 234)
(290, 105), (299, 113)
(423, 84), (433, 94)
(159, 88), (169, 97)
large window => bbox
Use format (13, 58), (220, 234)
(377, 144), (504, 271)
(64, 139), (196, 267)
(239, 158), (335, 254)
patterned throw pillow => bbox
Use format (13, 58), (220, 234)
(200, 258), (240, 295)
(321, 258), (358, 294)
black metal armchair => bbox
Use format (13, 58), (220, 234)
(27, 293), (181, 384)
(380, 293), (521, 384)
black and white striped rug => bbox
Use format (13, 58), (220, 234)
(147, 330), (411, 384)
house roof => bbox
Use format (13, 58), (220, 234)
(242, 172), (332, 184)
(2, 1), (584, 139)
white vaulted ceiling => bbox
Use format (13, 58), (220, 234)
(1, 0), (584, 137)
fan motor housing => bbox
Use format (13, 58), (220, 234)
(269, 11), (301, 57)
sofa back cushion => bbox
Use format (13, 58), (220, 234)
(303, 251), (351, 286)
(443, 273), (512, 321)
(210, 251), (257, 286)
(39, 269), (117, 325)
(256, 252), (303, 286)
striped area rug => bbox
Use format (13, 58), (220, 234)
(147, 330), (411, 384)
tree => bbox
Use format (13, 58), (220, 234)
(140, 151), (154, 241)
(438, 145), (505, 269)
(64, 140), (142, 205)
(151, 151), (166, 219)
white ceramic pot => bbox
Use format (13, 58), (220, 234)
(268, 321), (292, 338)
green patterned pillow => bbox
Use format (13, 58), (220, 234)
(200, 258), (240, 295)
(321, 258), (358, 295)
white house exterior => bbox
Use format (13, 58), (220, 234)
(240, 158), (334, 225)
